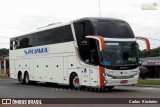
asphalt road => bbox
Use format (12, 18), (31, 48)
(0, 78), (160, 107)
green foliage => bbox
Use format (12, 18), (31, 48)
(140, 47), (160, 58)
(0, 48), (9, 56)
(137, 80), (160, 86)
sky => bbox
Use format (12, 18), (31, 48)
(0, 0), (160, 50)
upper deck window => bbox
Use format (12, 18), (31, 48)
(93, 20), (134, 38)
(73, 21), (95, 41)
(10, 25), (74, 50)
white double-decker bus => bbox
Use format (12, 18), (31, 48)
(9, 17), (150, 90)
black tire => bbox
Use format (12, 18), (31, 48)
(18, 73), (24, 84)
(70, 73), (81, 90)
(24, 73), (30, 84)
(107, 86), (115, 91)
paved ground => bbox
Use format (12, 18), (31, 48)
(0, 78), (160, 107)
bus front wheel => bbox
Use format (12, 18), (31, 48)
(70, 73), (81, 90)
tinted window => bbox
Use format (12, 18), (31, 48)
(94, 21), (134, 38)
(73, 21), (95, 41)
(73, 21), (99, 65)
(10, 25), (74, 50)
(102, 42), (139, 70)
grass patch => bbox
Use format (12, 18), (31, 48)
(0, 74), (8, 79)
(136, 80), (160, 87)
(0, 76), (7, 79)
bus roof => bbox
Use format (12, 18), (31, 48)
(73, 17), (126, 23)
(11, 17), (128, 39)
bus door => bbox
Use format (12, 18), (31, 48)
(81, 65), (90, 86)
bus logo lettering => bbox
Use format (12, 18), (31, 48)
(24, 47), (48, 55)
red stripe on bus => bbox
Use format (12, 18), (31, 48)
(99, 66), (106, 87)
(95, 35), (105, 51)
(136, 37), (150, 52)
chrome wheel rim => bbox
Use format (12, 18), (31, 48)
(73, 75), (80, 88)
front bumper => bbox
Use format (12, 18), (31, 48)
(105, 77), (138, 86)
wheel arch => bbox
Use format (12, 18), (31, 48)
(17, 71), (22, 79)
(69, 72), (77, 84)
(68, 70), (82, 84)
(24, 71), (29, 78)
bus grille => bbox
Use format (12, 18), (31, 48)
(107, 74), (137, 79)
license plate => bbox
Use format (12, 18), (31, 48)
(120, 80), (128, 84)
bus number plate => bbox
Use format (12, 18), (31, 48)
(120, 80), (128, 84)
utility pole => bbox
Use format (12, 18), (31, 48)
(99, 0), (101, 17)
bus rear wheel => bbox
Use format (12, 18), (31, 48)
(18, 73), (24, 84)
(24, 73), (30, 84)
(70, 73), (80, 90)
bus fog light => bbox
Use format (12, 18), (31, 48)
(102, 73), (106, 77)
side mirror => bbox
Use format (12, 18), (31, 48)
(86, 35), (105, 52)
(136, 36), (150, 52)
(139, 62), (142, 66)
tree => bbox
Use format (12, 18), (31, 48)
(140, 47), (160, 58)
(0, 48), (9, 56)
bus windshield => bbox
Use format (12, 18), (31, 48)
(93, 20), (134, 38)
(102, 42), (139, 67)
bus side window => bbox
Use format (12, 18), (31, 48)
(11, 40), (17, 50)
(91, 49), (96, 63)
(10, 40), (13, 50)
(73, 22), (85, 42)
(13, 39), (19, 49)
(73, 21), (95, 42)
(19, 38), (32, 48)
(90, 50), (99, 65)
(89, 40), (100, 65)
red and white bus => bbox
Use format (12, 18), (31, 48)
(9, 17), (150, 90)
